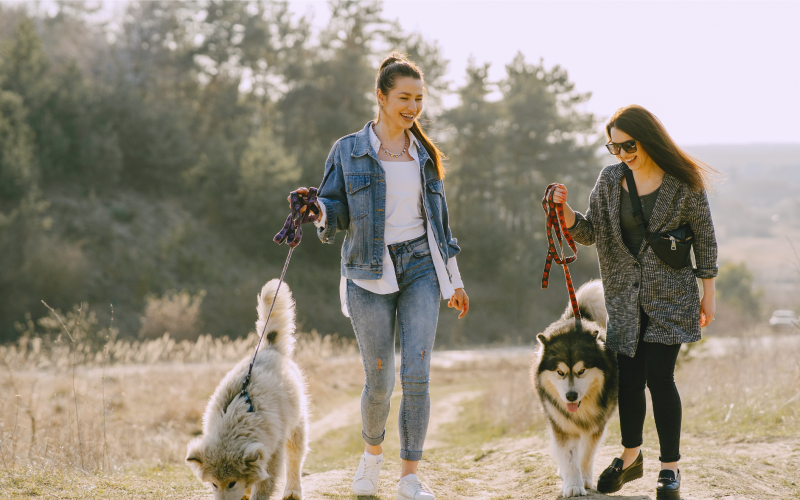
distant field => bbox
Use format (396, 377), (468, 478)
(685, 144), (800, 311)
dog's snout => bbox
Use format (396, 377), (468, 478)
(566, 391), (578, 402)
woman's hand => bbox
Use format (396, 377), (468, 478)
(700, 279), (716, 327)
(288, 187), (314, 215)
(549, 184), (576, 228)
(552, 184), (568, 204)
(448, 288), (469, 319)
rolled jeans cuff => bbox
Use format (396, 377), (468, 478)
(362, 428), (385, 446)
(659, 453), (681, 463)
(400, 449), (423, 461)
(621, 437), (643, 449)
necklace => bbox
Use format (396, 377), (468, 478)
(372, 123), (408, 158)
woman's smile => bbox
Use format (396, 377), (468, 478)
(622, 155), (638, 167)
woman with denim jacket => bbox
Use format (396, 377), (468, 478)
(292, 53), (468, 500)
(553, 105), (718, 500)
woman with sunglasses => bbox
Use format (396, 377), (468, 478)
(292, 53), (468, 500)
(551, 105), (718, 499)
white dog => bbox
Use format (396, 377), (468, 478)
(186, 279), (309, 500)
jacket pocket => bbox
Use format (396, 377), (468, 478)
(346, 174), (371, 220)
(426, 179), (444, 217)
(426, 179), (444, 195)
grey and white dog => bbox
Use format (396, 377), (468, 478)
(531, 280), (619, 497)
(186, 279), (309, 500)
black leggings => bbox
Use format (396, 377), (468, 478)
(617, 308), (682, 463)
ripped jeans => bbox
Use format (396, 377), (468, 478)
(346, 234), (440, 461)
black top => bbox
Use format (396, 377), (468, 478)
(619, 185), (661, 258)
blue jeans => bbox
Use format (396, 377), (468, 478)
(346, 234), (440, 461)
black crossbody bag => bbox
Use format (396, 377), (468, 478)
(623, 167), (694, 270)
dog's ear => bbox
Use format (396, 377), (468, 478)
(536, 333), (548, 346)
(185, 439), (204, 466)
(244, 443), (270, 481)
(244, 443), (263, 466)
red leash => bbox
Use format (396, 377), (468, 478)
(541, 183), (581, 323)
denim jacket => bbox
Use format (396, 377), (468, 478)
(317, 122), (461, 280)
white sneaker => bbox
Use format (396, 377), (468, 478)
(352, 451), (383, 496)
(397, 473), (435, 500)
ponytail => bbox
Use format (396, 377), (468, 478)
(410, 120), (445, 179)
(376, 52), (446, 179)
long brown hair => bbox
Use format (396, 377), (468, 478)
(606, 105), (717, 192)
(375, 52), (446, 179)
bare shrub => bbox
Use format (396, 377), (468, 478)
(138, 289), (206, 341)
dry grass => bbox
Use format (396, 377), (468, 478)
(0, 324), (358, 474)
(2, 316), (799, 498)
(679, 331), (800, 439)
(459, 327), (800, 444)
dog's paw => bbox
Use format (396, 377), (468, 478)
(582, 477), (594, 490)
(562, 484), (587, 497)
(282, 489), (302, 500)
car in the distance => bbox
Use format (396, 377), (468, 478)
(768, 310), (799, 330)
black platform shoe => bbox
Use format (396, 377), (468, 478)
(656, 469), (681, 500)
(596, 451), (644, 494)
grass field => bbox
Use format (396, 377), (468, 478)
(1, 327), (799, 499)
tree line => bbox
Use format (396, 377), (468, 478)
(0, 0), (603, 345)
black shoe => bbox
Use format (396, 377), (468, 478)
(596, 451), (644, 494)
(656, 469), (681, 500)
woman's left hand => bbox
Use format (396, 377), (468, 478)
(448, 288), (469, 319)
(700, 292), (716, 327)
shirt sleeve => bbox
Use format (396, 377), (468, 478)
(316, 142), (350, 244)
(313, 200), (327, 229)
(446, 256), (464, 290)
(687, 189), (718, 279)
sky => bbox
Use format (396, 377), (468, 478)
(291, 0), (800, 146)
(23, 0), (800, 146)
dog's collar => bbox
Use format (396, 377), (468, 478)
(240, 374), (255, 412)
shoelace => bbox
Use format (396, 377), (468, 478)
(355, 456), (381, 483)
(541, 183), (581, 325)
(402, 476), (433, 494)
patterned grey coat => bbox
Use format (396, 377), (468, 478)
(570, 162), (718, 357)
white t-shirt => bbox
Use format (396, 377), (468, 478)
(315, 127), (464, 317)
(350, 158), (426, 295)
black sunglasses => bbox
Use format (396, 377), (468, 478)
(605, 139), (638, 155)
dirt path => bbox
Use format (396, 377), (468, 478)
(302, 418), (799, 500)
(187, 344), (800, 499)
(299, 381), (800, 500)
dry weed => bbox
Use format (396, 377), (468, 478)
(0, 325), (356, 473)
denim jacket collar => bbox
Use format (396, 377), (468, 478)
(352, 121), (427, 165)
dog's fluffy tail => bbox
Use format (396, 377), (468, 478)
(562, 280), (607, 329)
(255, 279), (297, 357)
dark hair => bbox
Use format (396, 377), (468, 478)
(375, 52), (446, 179)
(606, 105), (717, 192)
